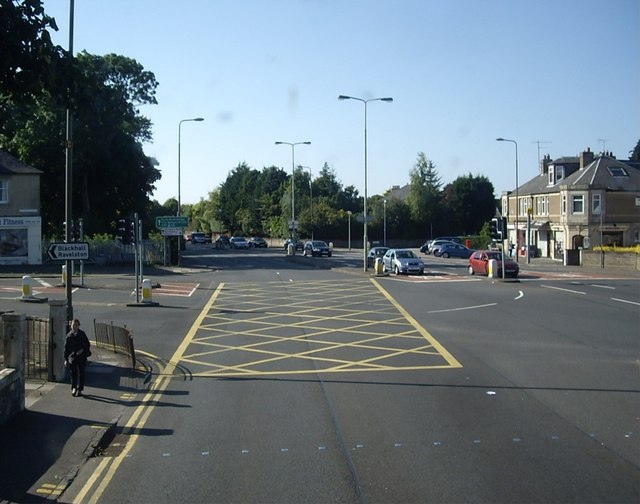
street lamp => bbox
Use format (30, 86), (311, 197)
(338, 94), (393, 271)
(347, 210), (352, 251)
(275, 141), (311, 239)
(177, 117), (204, 265)
(383, 199), (387, 246)
(302, 166), (314, 240)
(496, 137), (519, 262)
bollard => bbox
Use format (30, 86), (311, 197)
(21, 275), (33, 299)
(374, 258), (384, 275)
(488, 258), (498, 278)
(142, 278), (153, 303)
(287, 243), (294, 256)
(62, 265), (70, 286)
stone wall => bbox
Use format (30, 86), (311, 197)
(581, 250), (640, 271)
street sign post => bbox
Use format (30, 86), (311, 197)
(47, 242), (90, 261)
(156, 216), (189, 229)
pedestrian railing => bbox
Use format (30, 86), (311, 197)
(24, 317), (51, 380)
(93, 320), (136, 369)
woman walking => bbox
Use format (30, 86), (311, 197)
(64, 319), (91, 397)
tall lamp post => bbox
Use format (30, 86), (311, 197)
(496, 137), (519, 262)
(177, 117), (204, 265)
(302, 166), (314, 240)
(338, 94), (393, 271)
(383, 199), (387, 246)
(275, 141), (311, 239)
(347, 210), (352, 251)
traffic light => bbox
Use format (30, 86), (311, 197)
(118, 218), (131, 244)
(500, 217), (507, 240)
(489, 218), (502, 240)
(129, 218), (137, 244)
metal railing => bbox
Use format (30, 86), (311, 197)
(93, 320), (136, 368)
(24, 317), (51, 380)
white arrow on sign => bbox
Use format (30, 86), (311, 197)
(47, 242), (90, 261)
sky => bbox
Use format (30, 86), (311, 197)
(42, 0), (640, 205)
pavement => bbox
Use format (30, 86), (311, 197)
(0, 346), (150, 504)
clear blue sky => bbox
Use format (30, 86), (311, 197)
(43, 0), (640, 205)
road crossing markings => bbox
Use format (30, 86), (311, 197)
(179, 278), (461, 377)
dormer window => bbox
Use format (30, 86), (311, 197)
(607, 166), (628, 177)
(548, 165), (565, 185)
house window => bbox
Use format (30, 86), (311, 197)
(556, 165), (564, 182)
(572, 195), (584, 214)
(0, 180), (8, 204)
(607, 166), (628, 177)
(592, 194), (601, 214)
(562, 194), (566, 215)
(548, 166), (554, 185)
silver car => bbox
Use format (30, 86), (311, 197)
(382, 249), (425, 275)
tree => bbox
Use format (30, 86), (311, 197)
(0, 0), (65, 100)
(630, 139), (640, 161)
(442, 174), (496, 235)
(407, 152), (442, 238)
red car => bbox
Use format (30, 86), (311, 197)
(468, 250), (519, 278)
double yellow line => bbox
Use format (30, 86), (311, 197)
(73, 284), (224, 504)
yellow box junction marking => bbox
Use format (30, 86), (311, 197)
(181, 278), (461, 377)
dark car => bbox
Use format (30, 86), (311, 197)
(303, 240), (332, 257)
(468, 250), (519, 278)
(214, 235), (230, 248)
(433, 243), (474, 258)
(284, 238), (304, 251)
(421, 236), (462, 254)
(367, 246), (390, 267)
(248, 237), (268, 248)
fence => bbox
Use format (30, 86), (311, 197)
(93, 320), (136, 368)
(24, 317), (51, 380)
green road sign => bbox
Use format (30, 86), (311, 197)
(155, 216), (189, 229)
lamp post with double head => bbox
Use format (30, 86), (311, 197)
(496, 137), (519, 262)
(177, 117), (204, 265)
(275, 141), (311, 241)
(338, 95), (393, 271)
(383, 199), (387, 246)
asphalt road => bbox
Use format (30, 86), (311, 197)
(2, 245), (639, 503)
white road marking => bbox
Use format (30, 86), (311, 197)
(427, 303), (497, 314)
(611, 297), (640, 307)
(541, 284), (586, 295)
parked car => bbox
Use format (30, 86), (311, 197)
(433, 243), (474, 258)
(421, 236), (462, 254)
(229, 236), (249, 249)
(382, 248), (425, 275)
(283, 238), (304, 251)
(248, 237), (268, 248)
(468, 250), (519, 278)
(190, 232), (210, 244)
(424, 239), (458, 255)
(303, 240), (332, 257)
(214, 235), (230, 248)
(367, 246), (389, 267)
